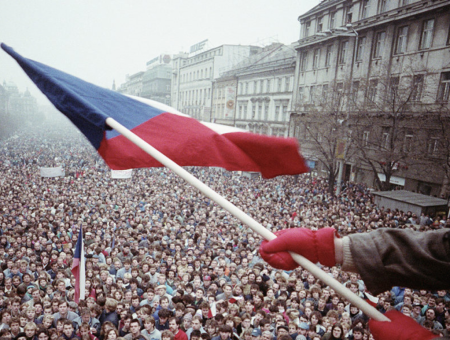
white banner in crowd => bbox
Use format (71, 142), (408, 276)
(111, 169), (133, 179)
(40, 166), (65, 177)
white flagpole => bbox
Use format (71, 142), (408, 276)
(106, 117), (389, 322)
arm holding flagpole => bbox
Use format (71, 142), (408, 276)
(105, 117), (389, 322)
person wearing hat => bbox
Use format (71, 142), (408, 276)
(296, 323), (309, 340)
(276, 326), (289, 339)
(250, 328), (261, 340)
(14, 332), (27, 340)
(182, 313), (193, 333)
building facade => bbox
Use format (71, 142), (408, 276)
(141, 55), (172, 106)
(171, 45), (262, 122)
(212, 43), (296, 136)
(291, 0), (450, 196)
(0, 81), (39, 138)
(118, 71), (144, 97)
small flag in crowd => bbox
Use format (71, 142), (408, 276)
(1, 43), (308, 179)
(363, 292), (379, 308)
(71, 227), (85, 303)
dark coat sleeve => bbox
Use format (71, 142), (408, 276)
(348, 228), (450, 295)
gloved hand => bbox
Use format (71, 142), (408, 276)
(369, 310), (436, 340)
(259, 227), (337, 270)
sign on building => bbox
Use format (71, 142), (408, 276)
(190, 39), (208, 53)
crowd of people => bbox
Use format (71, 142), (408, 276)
(0, 121), (449, 340)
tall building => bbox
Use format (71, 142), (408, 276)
(141, 55), (172, 106)
(171, 44), (262, 122)
(291, 0), (450, 196)
(118, 71), (144, 96)
(213, 43), (296, 136)
(0, 81), (40, 138)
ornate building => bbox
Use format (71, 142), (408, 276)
(291, 0), (450, 196)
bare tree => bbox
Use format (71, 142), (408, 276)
(293, 81), (353, 196)
(348, 69), (438, 191)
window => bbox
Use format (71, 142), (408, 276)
(345, 5), (353, 24)
(339, 41), (348, 64)
(252, 104), (256, 119)
(301, 51), (308, 71)
(395, 26), (408, 54)
(257, 104), (262, 120)
(361, 0), (370, 19)
(329, 11), (336, 29)
(373, 31), (386, 58)
(420, 19), (434, 49)
(428, 137), (439, 155)
(285, 77), (290, 92)
(322, 84), (329, 98)
(363, 131), (370, 146)
(309, 86), (316, 103)
(400, 0), (411, 5)
(378, 0), (387, 13)
(305, 125), (311, 140)
(368, 79), (378, 102)
(245, 83), (249, 95)
(304, 21), (311, 38)
(259, 80), (263, 94)
(411, 74), (424, 101)
(263, 103), (268, 120)
(325, 45), (332, 67)
(253, 81), (257, 94)
(282, 105), (288, 122)
(404, 132), (413, 152)
(382, 128), (390, 149)
(266, 79), (271, 93)
(274, 105), (280, 121)
(313, 49), (320, 69)
(317, 16), (323, 32)
(447, 23), (450, 45)
(277, 78), (283, 92)
(298, 87), (304, 102)
(336, 83), (344, 105)
(352, 81), (360, 101)
(356, 37), (366, 61)
(390, 76), (400, 100)
(438, 72), (450, 102)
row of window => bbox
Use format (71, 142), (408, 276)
(181, 67), (213, 83)
(364, 129), (441, 155)
(181, 48), (223, 66)
(302, 72), (449, 103)
(236, 103), (289, 122)
(238, 77), (292, 95)
(300, 18), (440, 71)
(179, 88), (211, 105)
(295, 125), (441, 156)
(303, 0), (414, 38)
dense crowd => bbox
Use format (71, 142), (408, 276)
(0, 121), (449, 340)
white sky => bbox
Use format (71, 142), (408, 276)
(0, 0), (320, 105)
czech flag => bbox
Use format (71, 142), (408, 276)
(71, 227), (85, 303)
(1, 44), (308, 179)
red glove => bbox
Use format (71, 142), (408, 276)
(369, 311), (436, 340)
(259, 227), (337, 270)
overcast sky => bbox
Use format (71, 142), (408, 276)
(0, 0), (320, 105)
